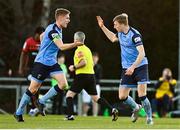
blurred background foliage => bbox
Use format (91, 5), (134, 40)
(0, 0), (178, 79)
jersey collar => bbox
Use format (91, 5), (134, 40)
(54, 23), (62, 33)
(122, 26), (131, 35)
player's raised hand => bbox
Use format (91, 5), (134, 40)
(96, 16), (104, 28)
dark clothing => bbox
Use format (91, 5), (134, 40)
(52, 85), (64, 114)
(31, 62), (63, 82)
(157, 94), (173, 117)
(154, 78), (176, 117)
(70, 74), (97, 95)
(94, 64), (102, 85)
(121, 64), (149, 87)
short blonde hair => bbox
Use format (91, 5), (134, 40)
(55, 8), (70, 19)
(113, 13), (128, 25)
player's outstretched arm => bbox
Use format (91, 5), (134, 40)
(54, 39), (83, 51)
(96, 16), (118, 43)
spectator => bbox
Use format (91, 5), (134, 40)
(51, 53), (69, 114)
(92, 52), (102, 116)
(154, 68), (177, 117)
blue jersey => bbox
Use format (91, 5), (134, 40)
(35, 23), (62, 66)
(117, 27), (148, 69)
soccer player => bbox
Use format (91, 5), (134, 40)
(14, 8), (83, 122)
(18, 26), (45, 116)
(96, 14), (153, 124)
(18, 27), (45, 76)
(65, 31), (118, 121)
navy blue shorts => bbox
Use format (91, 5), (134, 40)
(120, 64), (150, 87)
(31, 62), (63, 83)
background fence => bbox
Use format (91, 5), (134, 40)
(0, 77), (180, 115)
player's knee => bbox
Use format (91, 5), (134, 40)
(138, 91), (147, 97)
(138, 93), (146, 97)
(138, 87), (146, 96)
(119, 95), (127, 100)
(58, 81), (67, 89)
(28, 87), (38, 94)
(91, 96), (99, 102)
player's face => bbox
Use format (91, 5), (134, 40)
(58, 57), (65, 64)
(114, 21), (123, 32)
(93, 56), (99, 64)
(58, 14), (70, 28)
(163, 69), (172, 77)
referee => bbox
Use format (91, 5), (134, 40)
(65, 31), (118, 121)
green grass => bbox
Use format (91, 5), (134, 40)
(0, 114), (180, 129)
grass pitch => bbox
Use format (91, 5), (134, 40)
(0, 114), (180, 129)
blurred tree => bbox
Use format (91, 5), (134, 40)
(0, 0), (178, 79)
(0, 0), (44, 76)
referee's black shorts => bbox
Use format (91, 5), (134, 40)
(70, 74), (97, 95)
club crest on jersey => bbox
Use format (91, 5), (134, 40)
(37, 74), (42, 79)
(77, 51), (84, 58)
(51, 33), (59, 38)
(134, 37), (141, 43)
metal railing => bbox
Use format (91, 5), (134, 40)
(0, 77), (180, 114)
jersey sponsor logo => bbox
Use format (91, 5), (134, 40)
(134, 37), (141, 43)
(32, 52), (38, 56)
(77, 51), (84, 58)
(59, 33), (62, 39)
